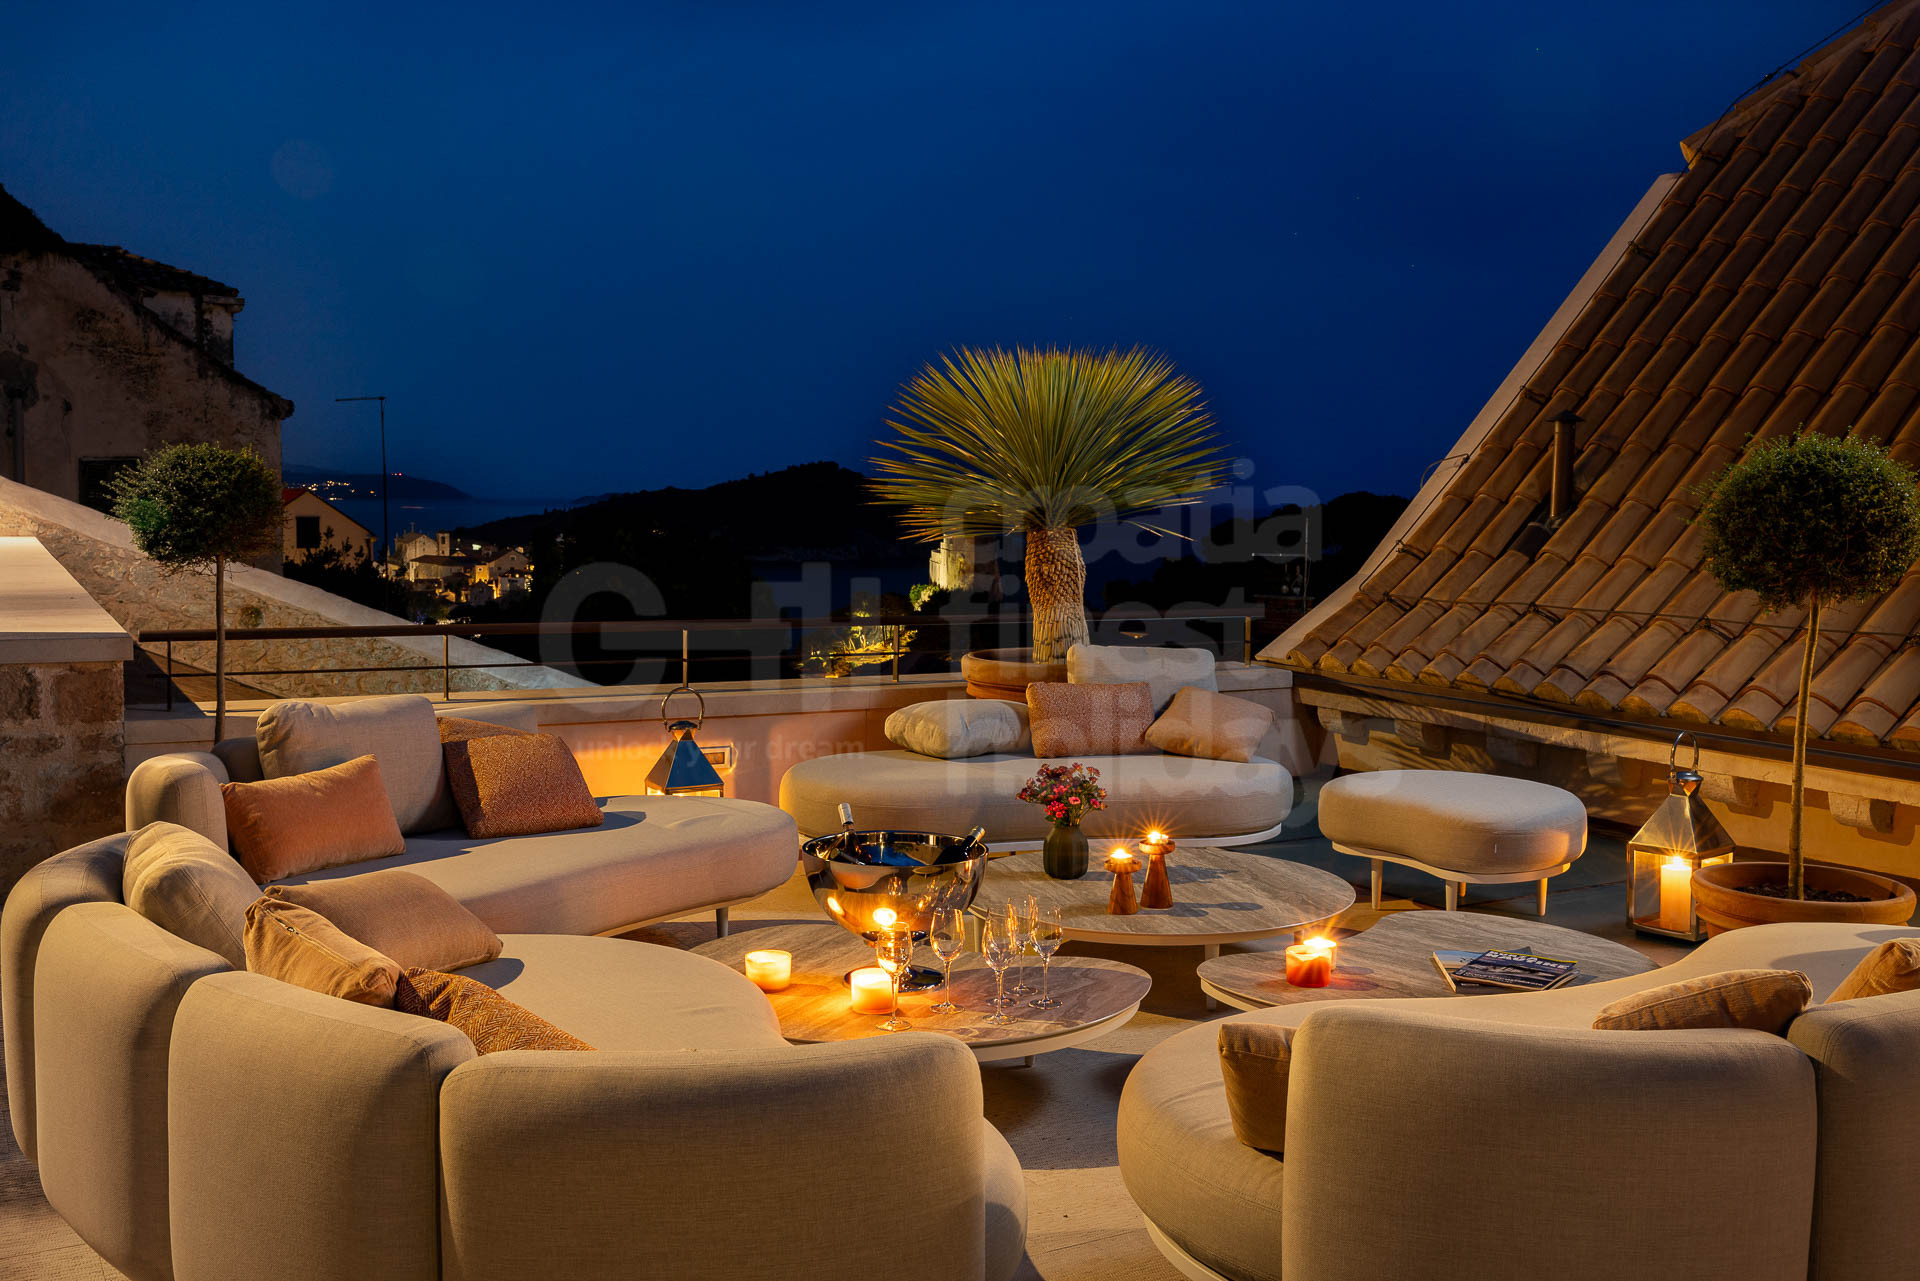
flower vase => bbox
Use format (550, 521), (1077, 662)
(1043, 824), (1089, 879)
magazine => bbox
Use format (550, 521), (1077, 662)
(1444, 948), (1579, 992)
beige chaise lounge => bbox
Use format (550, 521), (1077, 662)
(1118, 920), (1919, 1281)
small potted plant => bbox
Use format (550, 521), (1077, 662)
(1017, 762), (1108, 879)
(1689, 432), (1920, 931)
(112, 443), (283, 740)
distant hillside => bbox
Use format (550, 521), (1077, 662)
(283, 464), (471, 503)
(463, 461), (919, 565)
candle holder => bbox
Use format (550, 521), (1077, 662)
(1284, 937), (1336, 988)
(743, 949), (791, 992)
(1140, 834), (1175, 910)
(1106, 849), (1141, 915)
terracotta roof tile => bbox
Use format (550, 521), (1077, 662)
(1270, 5), (1920, 747)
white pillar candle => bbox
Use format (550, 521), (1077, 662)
(744, 950), (791, 992)
(1658, 857), (1693, 933)
(849, 966), (894, 1013)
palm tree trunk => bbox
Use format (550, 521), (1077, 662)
(213, 554), (227, 742)
(1026, 527), (1089, 664)
(1790, 591), (1821, 901)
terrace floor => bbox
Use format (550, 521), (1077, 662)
(0, 806), (1689, 1281)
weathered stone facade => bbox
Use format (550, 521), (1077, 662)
(0, 184), (290, 505)
(0, 660), (125, 892)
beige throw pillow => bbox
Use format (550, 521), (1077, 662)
(1067, 643), (1218, 714)
(1146, 686), (1274, 762)
(885, 698), (1032, 759)
(1218, 1022), (1294, 1154)
(121, 821), (259, 967)
(243, 897), (401, 1007)
(1828, 938), (1920, 1002)
(264, 869), (502, 971)
(1027, 681), (1155, 758)
(256, 694), (450, 833)
(1593, 969), (1812, 1034)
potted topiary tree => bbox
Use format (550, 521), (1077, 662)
(1689, 432), (1920, 932)
(112, 443), (284, 740)
(871, 347), (1223, 692)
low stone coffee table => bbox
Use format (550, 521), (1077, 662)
(976, 846), (1355, 1007)
(693, 923), (1151, 1065)
(1196, 910), (1657, 1011)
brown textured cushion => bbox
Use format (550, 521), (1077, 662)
(1828, 938), (1920, 1002)
(1593, 968), (1813, 1034)
(1026, 681), (1155, 758)
(1219, 1022), (1294, 1154)
(263, 869), (502, 971)
(1145, 686), (1275, 763)
(442, 733), (604, 838)
(395, 968), (595, 1052)
(438, 715), (529, 744)
(220, 755), (407, 882)
(243, 896), (401, 1006)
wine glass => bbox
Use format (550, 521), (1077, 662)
(1028, 904), (1064, 1009)
(981, 916), (1018, 1026)
(875, 928), (913, 1032)
(929, 907), (966, 1014)
(1007, 898), (1037, 996)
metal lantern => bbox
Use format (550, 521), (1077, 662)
(1627, 732), (1736, 941)
(644, 685), (726, 798)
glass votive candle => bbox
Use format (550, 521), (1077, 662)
(849, 966), (894, 1013)
(743, 949), (791, 992)
(1284, 937), (1336, 988)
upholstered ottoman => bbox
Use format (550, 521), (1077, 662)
(1317, 770), (1586, 913)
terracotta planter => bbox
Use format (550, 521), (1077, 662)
(1691, 860), (1917, 936)
(960, 648), (1066, 700)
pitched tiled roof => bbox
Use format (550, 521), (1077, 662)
(65, 243), (240, 299)
(1264, 1), (1920, 752)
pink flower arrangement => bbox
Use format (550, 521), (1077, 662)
(1017, 762), (1108, 828)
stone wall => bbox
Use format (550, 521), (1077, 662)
(0, 661), (124, 890)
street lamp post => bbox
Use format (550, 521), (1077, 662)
(336, 395), (388, 569)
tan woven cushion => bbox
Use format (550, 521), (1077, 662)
(263, 869), (502, 972)
(1146, 686), (1274, 763)
(1067, 643), (1217, 714)
(396, 968), (594, 1052)
(884, 698), (1031, 759)
(438, 715), (528, 745)
(1218, 1022), (1293, 1154)
(1828, 938), (1920, 1002)
(243, 897), (401, 1006)
(1027, 681), (1155, 758)
(121, 821), (258, 968)
(1593, 968), (1812, 1034)
(443, 733), (604, 838)
(255, 694), (449, 833)
(221, 755), (407, 882)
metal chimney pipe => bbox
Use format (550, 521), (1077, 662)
(1549, 411), (1583, 524)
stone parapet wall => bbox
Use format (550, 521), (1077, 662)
(0, 661), (124, 891)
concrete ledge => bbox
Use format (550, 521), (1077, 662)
(0, 536), (134, 664)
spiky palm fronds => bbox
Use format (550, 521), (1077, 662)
(870, 347), (1224, 542)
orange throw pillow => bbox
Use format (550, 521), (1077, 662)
(1828, 938), (1920, 1002)
(244, 896), (400, 1006)
(1027, 681), (1155, 758)
(1593, 969), (1812, 1034)
(395, 968), (595, 1052)
(263, 869), (502, 972)
(221, 755), (407, 882)
(442, 732), (604, 838)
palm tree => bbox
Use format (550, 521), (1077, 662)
(871, 347), (1224, 663)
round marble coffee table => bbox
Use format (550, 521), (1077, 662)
(692, 923), (1151, 1065)
(1197, 910), (1657, 1011)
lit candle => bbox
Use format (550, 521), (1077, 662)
(1140, 829), (1171, 856)
(849, 967), (894, 1013)
(743, 950), (791, 992)
(1658, 856), (1693, 933)
(1106, 847), (1140, 915)
(1285, 937), (1336, 988)
(872, 906), (897, 933)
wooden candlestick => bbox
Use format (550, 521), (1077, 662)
(1141, 850), (1173, 909)
(1106, 851), (1141, 915)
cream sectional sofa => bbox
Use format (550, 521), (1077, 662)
(4, 694), (1030, 1281)
(1118, 921), (1920, 1281)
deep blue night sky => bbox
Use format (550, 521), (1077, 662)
(0, 1), (1874, 506)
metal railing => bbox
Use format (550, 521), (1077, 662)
(138, 608), (1262, 707)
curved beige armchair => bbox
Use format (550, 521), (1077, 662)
(4, 831), (1029, 1281)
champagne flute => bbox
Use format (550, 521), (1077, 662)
(982, 917), (1018, 1026)
(929, 907), (966, 1013)
(1008, 898), (1037, 996)
(1028, 904), (1064, 1009)
(876, 928), (913, 1032)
